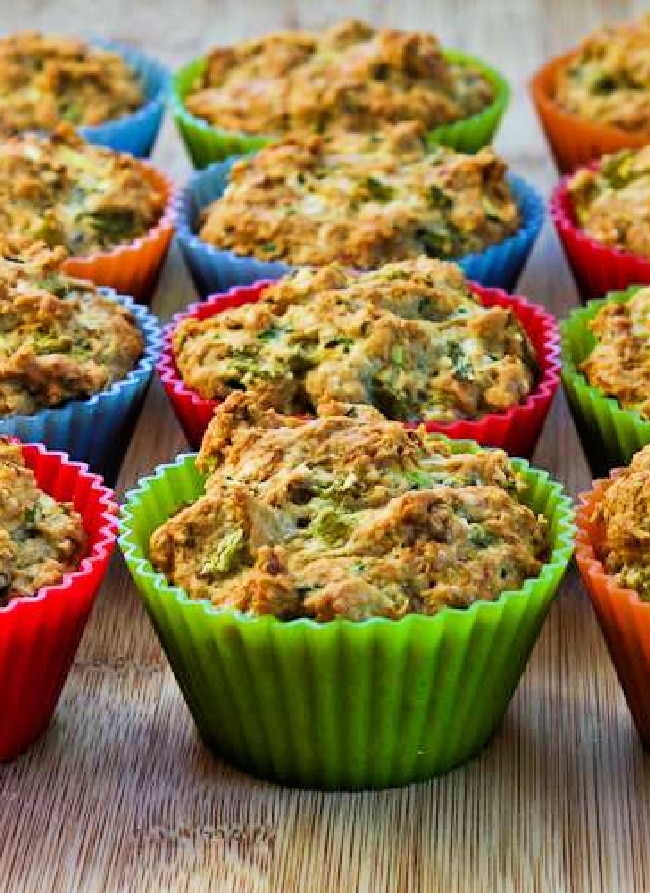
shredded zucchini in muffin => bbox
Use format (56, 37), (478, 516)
(0, 31), (143, 134)
(186, 19), (494, 137)
(149, 394), (547, 621)
(569, 148), (650, 259)
(596, 444), (650, 599)
(581, 288), (650, 420)
(555, 14), (650, 132)
(199, 122), (519, 268)
(173, 258), (537, 423)
(0, 125), (165, 256)
(0, 239), (144, 417)
(0, 438), (86, 605)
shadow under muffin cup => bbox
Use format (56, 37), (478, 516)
(171, 50), (510, 169)
(0, 442), (118, 761)
(118, 441), (575, 789)
(157, 280), (560, 457)
(529, 53), (650, 174)
(576, 478), (650, 748)
(175, 162), (544, 296)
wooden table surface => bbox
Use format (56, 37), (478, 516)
(2, 1), (650, 890)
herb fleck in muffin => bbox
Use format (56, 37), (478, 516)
(0, 125), (166, 256)
(594, 444), (650, 599)
(0, 239), (144, 417)
(568, 148), (650, 258)
(186, 19), (494, 138)
(149, 393), (547, 621)
(199, 122), (519, 268)
(555, 14), (650, 133)
(0, 31), (143, 133)
(0, 438), (86, 604)
(580, 289), (650, 419)
(173, 258), (537, 423)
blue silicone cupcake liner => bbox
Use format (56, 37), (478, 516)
(79, 40), (170, 158)
(175, 161), (544, 296)
(0, 291), (162, 483)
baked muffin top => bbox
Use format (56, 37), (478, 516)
(0, 240), (144, 417)
(199, 122), (519, 268)
(568, 148), (650, 259)
(0, 438), (86, 605)
(0, 125), (165, 256)
(185, 19), (494, 137)
(0, 31), (143, 134)
(596, 444), (650, 599)
(149, 394), (547, 621)
(555, 14), (650, 132)
(173, 258), (537, 423)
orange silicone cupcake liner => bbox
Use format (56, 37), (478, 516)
(62, 162), (176, 302)
(529, 53), (650, 174)
(576, 475), (650, 746)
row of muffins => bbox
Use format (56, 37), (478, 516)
(2, 16), (650, 791)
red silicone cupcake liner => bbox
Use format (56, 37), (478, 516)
(158, 281), (561, 457)
(0, 441), (118, 761)
(576, 475), (650, 746)
(550, 169), (650, 303)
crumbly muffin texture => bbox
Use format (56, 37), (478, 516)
(149, 394), (547, 621)
(596, 444), (650, 599)
(555, 14), (650, 132)
(0, 125), (165, 256)
(581, 288), (650, 420)
(173, 258), (537, 423)
(199, 122), (519, 268)
(186, 19), (494, 137)
(0, 31), (143, 134)
(0, 438), (86, 604)
(569, 148), (650, 259)
(0, 239), (144, 417)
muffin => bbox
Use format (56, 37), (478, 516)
(171, 258), (538, 424)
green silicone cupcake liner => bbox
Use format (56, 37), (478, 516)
(119, 439), (574, 790)
(561, 286), (650, 476)
(171, 51), (510, 168)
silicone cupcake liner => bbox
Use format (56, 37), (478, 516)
(0, 442), (118, 761)
(175, 163), (544, 296)
(0, 291), (163, 483)
(561, 286), (650, 476)
(171, 50), (509, 169)
(551, 172), (650, 302)
(79, 39), (170, 158)
(158, 280), (560, 456)
(576, 475), (650, 747)
(62, 162), (176, 302)
(530, 53), (650, 173)
(119, 440), (574, 790)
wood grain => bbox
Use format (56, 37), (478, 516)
(1, 1), (649, 890)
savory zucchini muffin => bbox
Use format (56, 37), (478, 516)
(594, 443), (650, 599)
(185, 19), (494, 137)
(199, 122), (519, 268)
(568, 148), (650, 258)
(0, 239), (144, 417)
(173, 258), (538, 423)
(0, 125), (166, 256)
(0, 438), (86, 604)
(149, 393), (547, 621)
(0, 31), (143, 134)
(554, 14), (650, 132)
(580, 289), (650, 419)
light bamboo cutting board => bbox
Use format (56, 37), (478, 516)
(1, 1), (649, 890)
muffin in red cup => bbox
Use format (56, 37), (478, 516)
(0, 438), (118, 760)
(158, 259), (560, 456)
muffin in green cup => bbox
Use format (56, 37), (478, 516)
(119, 398), (573, 789)
(561, 286), (650, 476)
